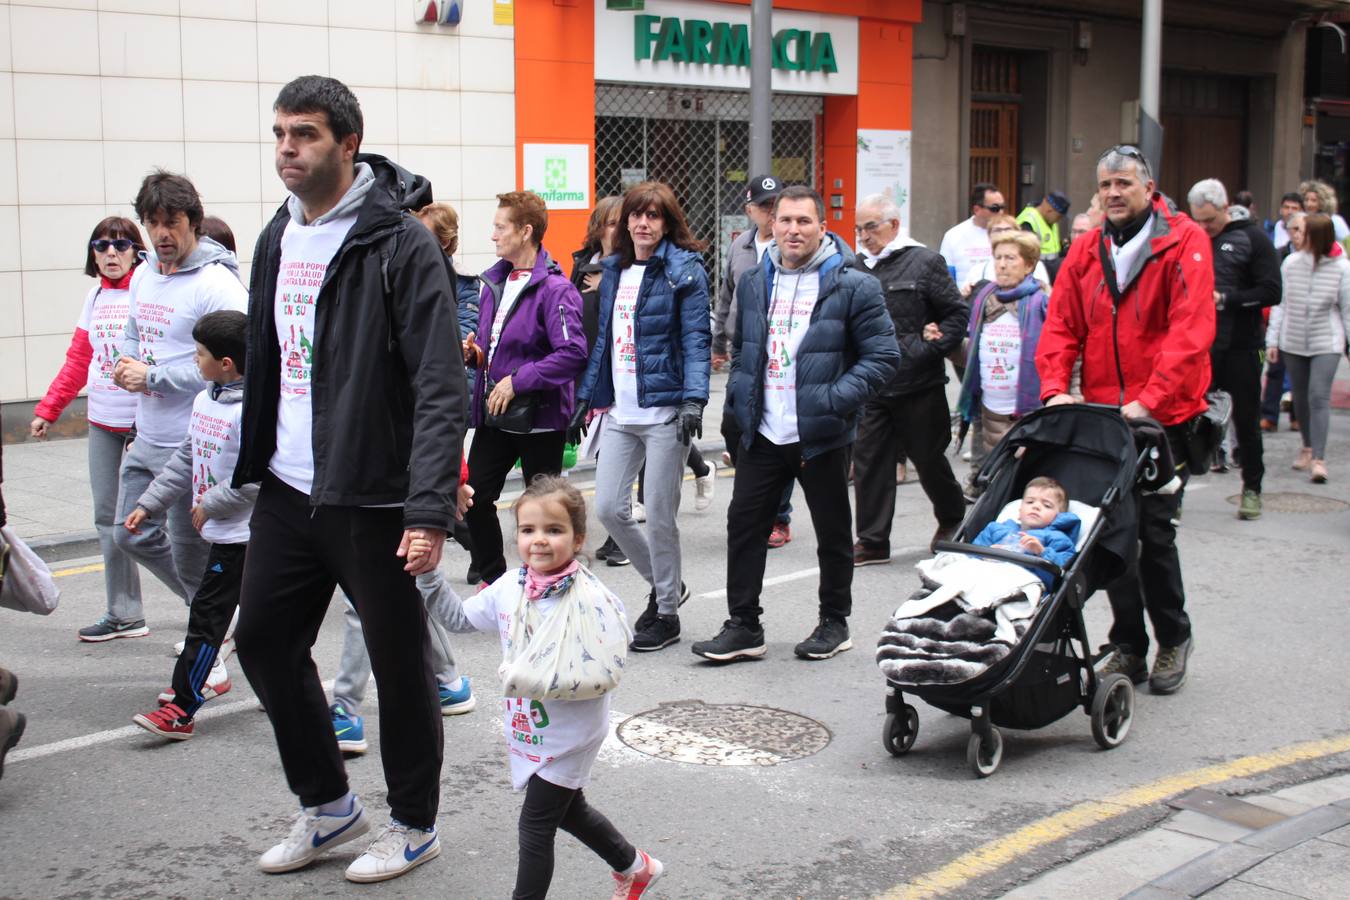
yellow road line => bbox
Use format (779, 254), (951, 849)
(882, 731), (1350, 899)
(52, 562), (104, 579)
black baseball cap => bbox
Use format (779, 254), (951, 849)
(746, 174), (782, 205)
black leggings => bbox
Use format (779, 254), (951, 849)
(514, 775), (635, 899)
(637, 444), (709, 502)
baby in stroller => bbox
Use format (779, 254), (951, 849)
(878, 477), (1087, 685)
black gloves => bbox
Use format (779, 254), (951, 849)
(676, 400), (705, 444)
(565, 405), (589, 446)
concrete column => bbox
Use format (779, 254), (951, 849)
(1271, 21), (1310, 197)
(749, 0), (773, 176)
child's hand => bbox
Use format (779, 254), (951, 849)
(124, 507), (149, 534)
(398, 528), (447, 575)
(191, 505), (209, 532)
(1019, 533), (1044, 556)
(456, 482), (475, 519)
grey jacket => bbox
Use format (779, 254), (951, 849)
(712, 227), (767, 356)
(1270, 251), (1350, 356)
(137, 381), (258, 521)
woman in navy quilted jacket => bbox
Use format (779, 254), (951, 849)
(570, 182), (710, 653)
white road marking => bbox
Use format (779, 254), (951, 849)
(693, 544), (926, 601)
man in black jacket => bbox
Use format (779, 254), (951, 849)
(851, 194), (970, 562)
(1187, 178), (1281, 521)
(233, 76), (465, 884)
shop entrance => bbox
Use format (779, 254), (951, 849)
(595, 84), (823, 293)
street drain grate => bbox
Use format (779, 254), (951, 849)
(1224, 491), (1349, 513)
(616, 701), (832, 766)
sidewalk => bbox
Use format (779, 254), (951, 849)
(1006, 772), (1350, 898)
(1, 372), (731, 560)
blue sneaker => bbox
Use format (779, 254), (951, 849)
(330, 703), (367, 754)
(437, 677), (475, 716)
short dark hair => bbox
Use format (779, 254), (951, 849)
(1282, 192), (1305, 207)
(201, 215), (236, 254)
(274, 75), (364, 147)
(192, 310), (248, 373)
(773, 185), (825, 221)
(84, 216), (145, 278)
(134, 170), (204, 232)
(970, 182), (998, 210)
(1234, 189), (1255, 209)
(496, 191), (549, 249)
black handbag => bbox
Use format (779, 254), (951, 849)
(483, 376), (540, 434)
(1184, 389), (1232, 473)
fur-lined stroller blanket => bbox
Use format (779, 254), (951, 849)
(876, 554), (1046, 686)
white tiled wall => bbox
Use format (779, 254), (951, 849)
(1, 0), (516, 402)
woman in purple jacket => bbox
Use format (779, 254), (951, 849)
(462, 191), (588, 585)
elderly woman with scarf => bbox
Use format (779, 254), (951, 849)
(958, 230), (1050, 454)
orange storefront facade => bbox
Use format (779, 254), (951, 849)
(513, 0), (922, 281)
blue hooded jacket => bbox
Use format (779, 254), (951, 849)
(576, 239), (711, 411)
(971, 510), (1081, 585)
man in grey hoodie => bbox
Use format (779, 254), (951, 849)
(82, 171), (247, 642)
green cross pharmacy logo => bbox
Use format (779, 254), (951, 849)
(544, 157), (568, 191)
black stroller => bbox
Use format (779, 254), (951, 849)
(878, 404), (1157, 777)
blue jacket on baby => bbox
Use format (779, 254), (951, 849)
(971, 511), (1081, 585)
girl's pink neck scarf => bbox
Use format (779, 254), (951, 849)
(524, 560), (580, 600)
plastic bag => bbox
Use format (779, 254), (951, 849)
(499, 565), (631, 701)
(0, 526), (60, 616)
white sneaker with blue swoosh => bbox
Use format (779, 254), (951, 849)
(258, 794), (370, 874)
(345, 820), (440, 883)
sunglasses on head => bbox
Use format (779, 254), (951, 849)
(91, 238), (135, 253)
(1101, 144), (1147, 164)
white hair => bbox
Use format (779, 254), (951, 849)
(1097, 149), (1153, 183)
(858, 193), (902, 223)
(1187, 178), (1229, 210)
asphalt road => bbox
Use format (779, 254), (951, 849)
(3, 419), (1350, 899)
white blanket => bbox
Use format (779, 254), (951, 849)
(899, 553), (1045, 643)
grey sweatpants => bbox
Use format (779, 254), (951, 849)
(594, 418), (687, 615)
(88, 425), (143, 623)
(332, 575), (461, 713)
(112, 437), (210, 621)
(1283, 352), (1341, 459)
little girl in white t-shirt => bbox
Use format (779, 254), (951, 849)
(411, 475), (663, 899)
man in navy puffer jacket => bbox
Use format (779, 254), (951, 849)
(692, 187), (900, 663)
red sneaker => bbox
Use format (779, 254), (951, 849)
(611, 849), (664, 899)
(767, 522), (792, 549)
(133, 703), (194, 741)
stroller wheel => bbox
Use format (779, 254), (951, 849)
(967, 728), (1003, 778)
(882, 705), (919, 756)
(1091, 673), (1135, 749)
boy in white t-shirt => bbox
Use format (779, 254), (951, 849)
(126, 311), (257, 741)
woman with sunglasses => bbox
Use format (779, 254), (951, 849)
(29, 218), (147, 635)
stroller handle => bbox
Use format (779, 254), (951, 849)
(931, 540), (1063, 579)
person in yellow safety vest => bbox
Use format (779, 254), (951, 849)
(1016, 191), (1070, 261)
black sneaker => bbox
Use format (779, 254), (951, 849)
(630, 614), (681, 652)
(466, 564), (481, 586)
(691, 619), (766, 662)
(634, 583), (690, 632)
(595, 536), (616, 561)
(77, 617), (149, 642)
(793, 618), (852, 660)
(0, 667), (16, 706)
(605, 542), (630, 567)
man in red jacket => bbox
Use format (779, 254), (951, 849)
(1036, 146), (1215, 695)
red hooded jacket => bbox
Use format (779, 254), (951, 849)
(1036, 193), (1216, 426)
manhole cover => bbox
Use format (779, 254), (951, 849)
(1224, 491), (1349, 513)
(616, 701), (832, 766)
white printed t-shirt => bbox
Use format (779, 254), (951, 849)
(609, 262), (672, 425)
(977, 313), (1022, 416)
(939, 217), (993, 288)
(460, 572), (617, 791)
(758, 269), (821, 445)
(488, 270), (533, 364)
(269, 212), (358, 495)
(187, 388), (250, 544)
(126, 262), (248, 447)
(77, 285), (138, 429)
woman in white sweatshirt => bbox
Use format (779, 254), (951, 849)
(1269, 213), (1350, 483)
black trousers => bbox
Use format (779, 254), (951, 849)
(1210, 348), (1264, 492)
(719, 410), (793, 524)
(513, 775), (635, 900)
(726, 435), (853, 626)
(466, 427), (565, 584)
(854, 385), (966, 551)
(1107, 424), (1192, 656)
(171, 541), (247, 716)
(235, 475), (443, 828)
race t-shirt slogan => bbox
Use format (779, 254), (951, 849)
(608, 262), (669, 425)
(978, 315), (1022, 415)
(269, 212), (358, 495)
(758, 269), (821, 445)
(77, 285), (138, 429)
(187, 389), (249, 544)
